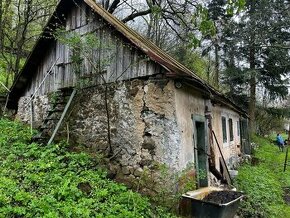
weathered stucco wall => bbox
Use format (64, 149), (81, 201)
(174, 84), (242, 176)
(175, 87), (205, 170)
(211, 106), (241, 169)
(63, 79), (182, 184)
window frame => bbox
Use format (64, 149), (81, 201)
(229, 118), (234, 142)
(237, 121), (240, 137)
(222, 116), (227, 143)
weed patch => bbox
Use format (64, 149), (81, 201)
(235, 135), (290, 217)
(0, 119), (175, 217)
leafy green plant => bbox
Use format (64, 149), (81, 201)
(134, 162), (197, 213)
(234, 135), (290, 217)
(0, 119), (175, 217)
(54, 28), (115, 85)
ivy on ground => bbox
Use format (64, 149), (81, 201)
(0, 119), (174, 218)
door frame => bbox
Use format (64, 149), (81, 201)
(192, 114), (209, 188)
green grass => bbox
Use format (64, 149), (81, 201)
(235, 135), (290, 217)
(0, 119), (175, 217)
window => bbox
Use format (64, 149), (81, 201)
(229, 118), (233, 141)
(222, 116), (227, 143)
(237, 121), (240, 136)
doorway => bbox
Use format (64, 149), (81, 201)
(192, 115), (209, 188)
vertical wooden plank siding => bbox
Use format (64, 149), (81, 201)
(122, 43), (132, 81)
(23, 1), (163, 97)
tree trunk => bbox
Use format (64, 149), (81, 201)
(14, 0), (31, 75)
(248, 1), (256, 135)
(214, 38), (219, 88)
(249, 52), (256, 134)
(0, 0), (3, 49)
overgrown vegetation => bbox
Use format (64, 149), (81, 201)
(235, 135), (290, 217)
(255, 106), (289, 136)
(133, 162), (197, 212)
(0, 119), (175, 217)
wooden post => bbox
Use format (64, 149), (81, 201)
(3, 93), (9, 114)
(284, 147), (288, 172)
(30, 99), (34, 135)
(288, 123), (290, 145)
(212, 130), (232, 185)
(47, 89), (76, 145)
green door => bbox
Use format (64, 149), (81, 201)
(192, 115), (209, 188)
(240, 118), (251, 154)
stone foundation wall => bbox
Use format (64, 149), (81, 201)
(16, 79), (184, 192)
(16, 78), (244, 192)
(17, 95), (51, 128)
(65, 79), (182, 185)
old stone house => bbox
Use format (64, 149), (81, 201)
(7, 0), (249, 189)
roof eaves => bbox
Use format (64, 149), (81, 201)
(181, 77), (248, 116)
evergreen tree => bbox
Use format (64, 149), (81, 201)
(221, 0), (290, 133)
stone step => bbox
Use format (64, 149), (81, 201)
(47, 109), (63, 116)
(57, 87), (74, 97)
(40, 118), (59, 125)
(51, 105), (65, 111)
(36, 88), (75, 144)
(52, 101), (66, 106)
(40, 126), (49, 131)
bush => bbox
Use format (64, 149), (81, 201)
(255, 106), (287, 136)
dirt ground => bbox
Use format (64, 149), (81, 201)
(202, 190), (243, 204)
(283, 187), (290, 205)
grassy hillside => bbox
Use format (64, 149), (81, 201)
(235, 135), (290, 217)
(0, 119), (175, 217)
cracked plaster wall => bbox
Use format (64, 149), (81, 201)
(175, 85), (242, 172)
(66, 79), (182, 184)
(211, 106), (241, 169)
(175, 87), (205, 170)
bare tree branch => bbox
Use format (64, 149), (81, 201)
(108, 0), (120, 13)
(122, 9), (152, 23)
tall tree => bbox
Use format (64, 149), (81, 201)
(221, 0), (290, 134)
(0, 0), (57, 86)
(195, 0), (245, 88)
(99, 0), (203, 52)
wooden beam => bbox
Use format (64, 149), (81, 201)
(47, 89), (77, 145)
(212, 130), (232, 185)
